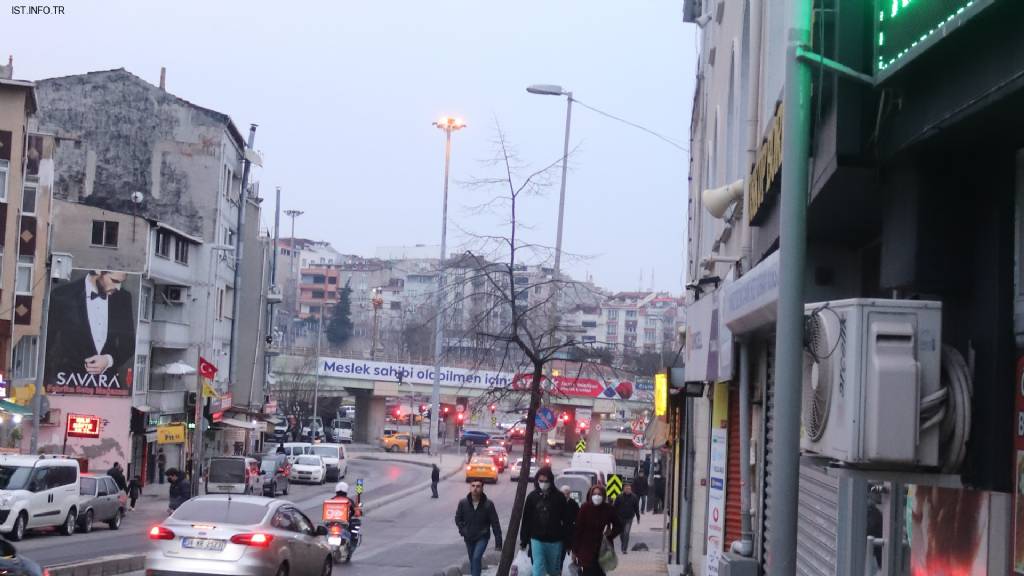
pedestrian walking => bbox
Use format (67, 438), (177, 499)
(572, 485), (624, 576)
(633, 470), (649, 513)
(466, 442), (475, 463)
(652, 469), (666, 514)
(560, 485), (580, 567)
(414, 435), (424, 453)
(127, 476), (142, 511)
(165, 468), (191, 514)
(455, 480), (502, 576)
(613, 483), (641, 554)
(431, 463), (440, 498)
(157, 449), (167, 484)
(107, 462), (128, 493)
(520, 466), (573, 576)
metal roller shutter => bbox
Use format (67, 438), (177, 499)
(760, 342), (775, 572)
(724, 385), (742, 547)
(795, 462), (840, 575)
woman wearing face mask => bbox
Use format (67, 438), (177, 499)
(572, 485), (624, 575)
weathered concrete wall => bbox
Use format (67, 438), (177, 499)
(50, 199), (148, 272)
(34, 69), (243, 241)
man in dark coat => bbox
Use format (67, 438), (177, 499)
(166, 468), (192, 513)
(520, 466), (573, 576)
(455, 480), (502, 576)
(613, 483), (641, 553)
(431, 463), (440, 498)
(633, 470), (650, 513)
(561, 485), (581, 566)
(107, 462), (128, 493)
(44, 271), (135, 394)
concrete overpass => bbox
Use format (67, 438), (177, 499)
(270, 354), (655, 448)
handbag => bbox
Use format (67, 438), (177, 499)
(598, 536), (618, 572)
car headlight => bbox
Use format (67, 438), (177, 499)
(0, 494), (13, 507)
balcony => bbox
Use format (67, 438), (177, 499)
(151, 320), (191, 349)
(147, 387), (186, 414)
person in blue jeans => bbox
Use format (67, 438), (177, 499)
(520, 466), (573, 576)
(455, 481), (503, 576)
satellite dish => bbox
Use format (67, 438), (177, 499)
(130, 191), (144, 204)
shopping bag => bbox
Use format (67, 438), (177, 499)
(562, 554), (580, 576)
(511, 548), (533, 576)
(598, 537), (619, 572)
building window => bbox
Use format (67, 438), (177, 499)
(15, 256), (33, 295)
(607, 309), (618, 320)
(134, 354), (149, 394)
(626, 310), (637, 319)
(224, 228), (235, 247)
(12, 336), (37, 380)
(21, 184), (37, 215)
(0, 159), (8, 201)
(314, 275), (325, 284)
(328, 277), (337, 285)
(155, 230), (172, 258)
(645, 328), (657, 342)
(312, 290), (325, 299)
(607, 324), (617, 335)
(91, 220), (119, 248)
(174, 239), (190, 264)
(140, 285), (153, 321)
(582, 335), (597, 343)
(390, 301), (401, 310)
(218, 288), (225, 319)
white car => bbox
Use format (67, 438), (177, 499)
(0, 454), (81, 540)
(510, 457), (537, 481)
(309, 444), (348, 482)
(291, 455), (326, 484)
(281, 442), (312, 465)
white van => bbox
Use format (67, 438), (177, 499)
(0, 454), (81, 540)
(309, 443), (348, 481)
(571, 452), (617, 479)
(282, 442), (313, 464)
(206, 456), (263, 495)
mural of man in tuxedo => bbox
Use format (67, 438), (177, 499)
(45, 270), (136, 394)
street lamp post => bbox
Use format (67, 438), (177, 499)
(428, 116), (466, 460)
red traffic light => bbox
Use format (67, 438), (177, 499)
(456, 412), (465, 423)
(561, 412), (571, 423)
(443, 406), (450, 414)
(489, 404), (496, 414)
(421, 404), (428, 412)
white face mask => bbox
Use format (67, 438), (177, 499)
(591, 495), (604, 506)
(538, 482), (551, 491)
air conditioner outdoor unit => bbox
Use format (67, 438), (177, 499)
(800, 298), (942, 467)
(164, 286), (186, 304)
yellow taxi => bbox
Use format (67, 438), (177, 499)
(380, 433), (430, 453)
(465, 456), (499, 484)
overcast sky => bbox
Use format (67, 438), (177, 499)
(3, 1), (696, 293)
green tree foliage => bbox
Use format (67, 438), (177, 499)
(326, 280), (354, 345)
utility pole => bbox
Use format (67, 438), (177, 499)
(768, 0), (813, 573)
(284, 209), (304, 345)
(312, 312), (324, 441)
(229, 124), (257, 386)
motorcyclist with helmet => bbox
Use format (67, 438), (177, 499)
(322, 481), (363, 562)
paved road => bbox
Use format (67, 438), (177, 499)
(19, 457), (429, 569)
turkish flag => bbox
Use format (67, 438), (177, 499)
(199, 357), (218, 380)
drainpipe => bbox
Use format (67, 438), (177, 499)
(743, 0), (763, 271)
(732, 340), (754, 556)
(680, 396), (694, 571)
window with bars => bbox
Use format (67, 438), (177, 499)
(12, 336), (37, 380)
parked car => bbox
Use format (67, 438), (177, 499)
(380, 433), (429, 453)
(0, 454), (81, 541)
(146, 495), (332, 576)
(301, 417), (325, 441)
(206, 457), (263, 495)
(309, 444), (348, 481)
(0, 539), (43, 576)
(460, 430), (491, 447)
(509, 457), (537, 482)
(259, 456), (290, 497)
(291, 455), (326, 484)
(281, 442), (313, 464)
(271, 421), (290, 443)
(76, 474), (126, 533)
(465, 456), (499, 484)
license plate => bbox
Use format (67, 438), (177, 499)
(182, 538), (226, 551)
(327, 536), (342, 546)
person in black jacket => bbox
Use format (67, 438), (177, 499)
(455, 481), (502, 576)
(107, 462), (128, 493)
(633, 470), (649, 513)
(166, 468), (192, 514)
(613, 483), (641, 553)
(431, 464), (440, 498)
(520, 466), (572, 576)
(560, 485), (581, 566)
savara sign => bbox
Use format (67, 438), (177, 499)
(66, 413), (101, 438)
(319, 357), (639, 400)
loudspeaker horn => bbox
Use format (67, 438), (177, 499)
(702, 178), (744, 219)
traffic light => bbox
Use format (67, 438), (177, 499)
(456, 412), (465, 424)
(394, 407), (402, 420)
(561, 412), (571, 424)
(442, 406), (450, 421)
(489, 403), (496, 414)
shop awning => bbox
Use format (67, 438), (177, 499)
(0, 400), (31, 416)
(216, 418), (261, 431)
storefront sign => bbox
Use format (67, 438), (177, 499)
(684, 291), (733, 383)
(722, 250), (780, 334)
(511, 374), (636, 401)
(876, 0), (997, 79)
(156, 423), (186, 445)
(748, 103), (783, 225)
(66, 413), (101, 438)
(705, 383), (730, 576)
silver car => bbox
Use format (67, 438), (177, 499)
(145, 495), (332, 576)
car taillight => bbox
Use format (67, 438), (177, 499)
(329, 524), (343, 535)
(466, 465), (471, 471)
(149, 525), (175, 540)
(231, 533), (274, 548)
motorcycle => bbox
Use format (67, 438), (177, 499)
(325, 517), (361, 563)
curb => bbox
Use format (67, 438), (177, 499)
(46, 554), (145, 576)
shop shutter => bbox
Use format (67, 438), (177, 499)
(724, 384), (742, 547)
(760, 342), (775, 572)
(796, 462), (840, 575)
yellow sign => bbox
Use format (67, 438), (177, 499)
(606, 474), (623, 502)
(654, 372), (668, 417)
(202, 379), (218, 399)
(712, 382), (730, 429)
(748, 102), (784, 225)
(157, 423), (187, 444)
